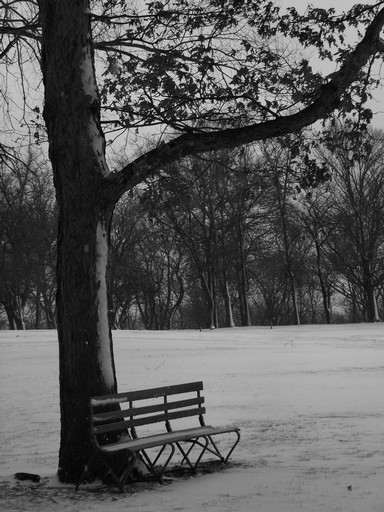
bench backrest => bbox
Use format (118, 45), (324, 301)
(90, 381), (206, 439)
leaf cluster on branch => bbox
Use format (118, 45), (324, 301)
(2, 0), (384, 149)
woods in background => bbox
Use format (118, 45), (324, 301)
(2, 126), (383, 330)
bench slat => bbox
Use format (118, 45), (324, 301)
(100, 425), (236, 452)
(92, 396), (205, 423)
(91, 381), (204, 407)
(93, 406), (206, 434)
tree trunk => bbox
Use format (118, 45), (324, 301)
(35, 288), (41, 329)
(314, 240), (331, 324)
(319, 277), (332, 324)
(38, 0), (118, 482)
(288, 270), (301, 326)
(238, 225), (251, 326)
(207, 272), (217, 329)
(2, 294), (25, 330)
(223, 276), (235, 327)
(42, 291), (57, 329)
(361, 259), (381, 322)
(365, 281), (381, 322)
(274, 173), (300, 326)
(167, 273), (185, 329)
(57, 207), (117, 481)
(3, 303), (17, 330)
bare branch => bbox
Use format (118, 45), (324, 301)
(104, 7), (384, 204)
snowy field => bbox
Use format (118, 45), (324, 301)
(1, 324), (384, 512)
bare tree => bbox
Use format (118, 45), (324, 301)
(321, 127), (384, 322)
(296, 187), (337, 324)
(0, 151), (56, 329)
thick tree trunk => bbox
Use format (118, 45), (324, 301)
(38, 0), (118, 482)
(56, 206), (117, 482)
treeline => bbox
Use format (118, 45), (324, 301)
(2, 127), (384, 329)
(0, 151), (56, 329)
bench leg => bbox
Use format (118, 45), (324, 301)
(175, 430), (241, 472)
(223, 430), (241, 463)
(75, 452), (97, 491)
(175, 436), (209, 472)
(205, 431), (241, 463)
(140, 443), (175, 482)
(204, 435), (225, 461)
(118, 450), (137, 487)
(96, 451), (126, 493)
(75, 449), (136, 493)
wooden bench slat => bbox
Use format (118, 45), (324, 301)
(93, 406), (206, 434)
(91, 381), (204, 406)
(100, 425), (232, 452)
(92, 397), (205, 423)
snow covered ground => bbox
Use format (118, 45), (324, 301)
(1, 324), (383, 511)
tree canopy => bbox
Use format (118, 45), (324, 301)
(1, 1), (384, 163)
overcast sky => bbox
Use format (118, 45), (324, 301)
(277, 0), (384, 128)
(279, 0), (375, 12)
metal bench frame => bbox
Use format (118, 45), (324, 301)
(75, 381), (240, 492)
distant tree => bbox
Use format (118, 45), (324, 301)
(0, 151), (56, 329)
(141, 147), (271, 328)
(255, 138), (310, 325)
(249, 246), (289, 326)
(295, 186), (337, 324)
(108, 193), (141, 329)
(134, 221), (185, 330)
(321, 126), (384, 322)
(141, 157), (222, 329)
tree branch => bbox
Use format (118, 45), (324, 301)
(102, 7), (384, 204)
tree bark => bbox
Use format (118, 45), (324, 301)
(238, 224), (251, 326)
(317, 270), (332, 324)
(363, 265), (381, 322)
(2, 294), (26, 330)
(223, 275), (235, 328)
(38, 0), (118, 482)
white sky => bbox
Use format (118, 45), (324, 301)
(279, 0), (373, 12)
(1, 1), (383, 151)
(282, 0), (384, 129)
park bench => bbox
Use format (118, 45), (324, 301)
(75, 381), (241, 492)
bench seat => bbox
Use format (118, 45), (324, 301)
(101, 424), (239, 452)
